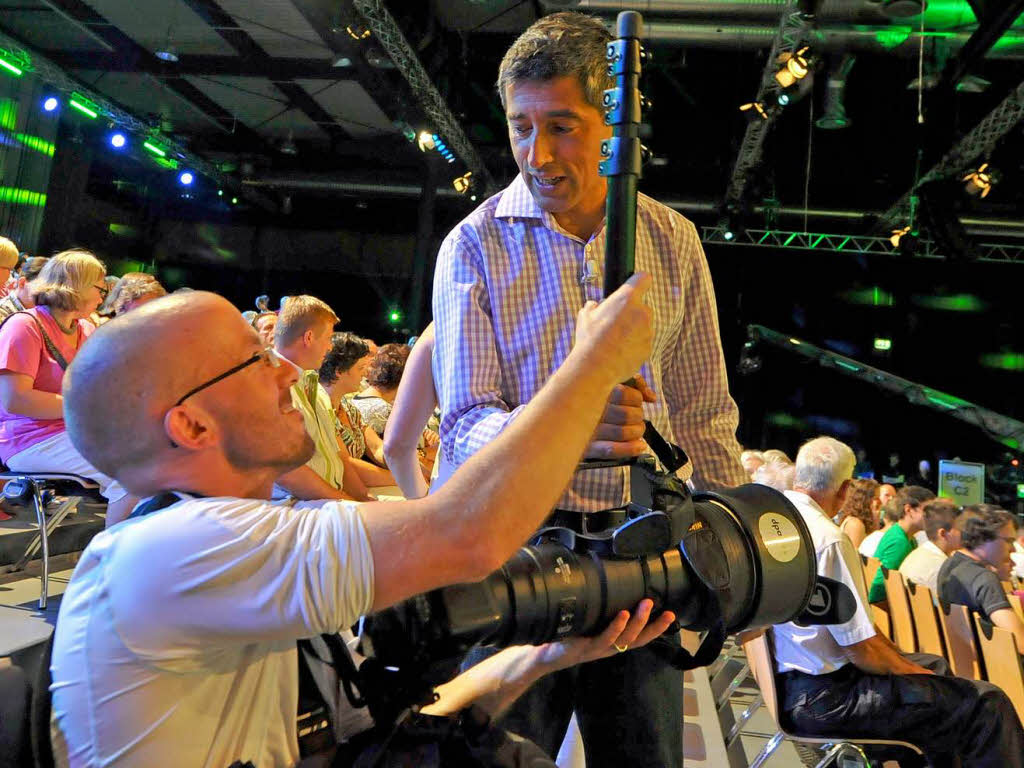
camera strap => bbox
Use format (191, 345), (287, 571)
(648, 594), (727, 672)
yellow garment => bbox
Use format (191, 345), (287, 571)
(291, 370), (345, 490)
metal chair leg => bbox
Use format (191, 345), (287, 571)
(749, 730), (785, 768)
(726, 691), (762, 744)
(33, 483), (48, 610)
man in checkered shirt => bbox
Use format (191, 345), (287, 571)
(431, 12), (747, 767)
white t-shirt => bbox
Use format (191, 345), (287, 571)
(858, 527), (886, 558)
(773, 491), (876, 675)
(898, 539), (948, 593)
(50, 496), (375, 768)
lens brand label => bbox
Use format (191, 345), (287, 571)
(758, 514), (800, 563)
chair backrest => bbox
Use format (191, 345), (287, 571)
(863, 556), (882, 592)
(1007, 593), (1024, 623)
(973, 614), (1024, 727)
(1002, 580), (1014, 594)
(906, 581), (945, 657)
(937, 602), (984, 680)
(884, 568), (917, 653)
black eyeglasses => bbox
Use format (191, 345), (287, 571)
(174, 346), (282, 406)
(95, 283), (109, 301)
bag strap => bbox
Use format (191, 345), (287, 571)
(0, 311), (71, 371)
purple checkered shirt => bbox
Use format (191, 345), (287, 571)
(431, 174), (747, 512)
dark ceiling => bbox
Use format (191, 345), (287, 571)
(2, 0), (1023, 237)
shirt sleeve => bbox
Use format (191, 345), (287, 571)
(869, 531), (911, 602)
(820, 539), (877, 647)
(660, 220), (746, 490)
(107, 499), (376, 666)
(0, 313), (43, 379)
(432, 228), (525, 468)
(973, 569), (1012, 619)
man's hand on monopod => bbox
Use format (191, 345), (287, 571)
(573, 272), (653, 388)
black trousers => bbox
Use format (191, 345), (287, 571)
(464, 638), (683, 768)
(777, 653), (1024, 768)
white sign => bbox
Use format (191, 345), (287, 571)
(938, 460), (985, 506)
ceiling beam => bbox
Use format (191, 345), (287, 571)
(39, 51), (357, 80)
(176, 0), (349, 143)
(32, 0), (268, 148)
(940, 0), (1024, 89)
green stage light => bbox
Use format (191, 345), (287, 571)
(69, 95), (99, 119)
(0, 57), (23, 77)
(873, 337), (892, 351)
(143, 141), (167, 157)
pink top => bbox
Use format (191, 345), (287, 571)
(0, 306), (94, 463)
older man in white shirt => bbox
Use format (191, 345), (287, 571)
(771, 437), (1023, 768)
(899, 499), (960, 592)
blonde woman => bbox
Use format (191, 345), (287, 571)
(0, 249), (135, 524)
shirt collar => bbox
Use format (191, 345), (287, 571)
(493, 174), (606, 244)
(783, 489), (830, 520)
(921, 539), (947, 558)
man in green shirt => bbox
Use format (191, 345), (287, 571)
(867, 485), (934, 602)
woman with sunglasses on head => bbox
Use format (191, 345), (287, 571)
(0, 249), (136, 525)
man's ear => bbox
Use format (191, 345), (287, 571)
(164, 403), (215, 450)
(302, 328), (315, 347)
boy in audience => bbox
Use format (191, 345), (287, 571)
(772, 437), (1023, 768)
(898, 499), (959, 592)
(867, 485), (934, 603)
(0, 256), (47, 319)
(937, 504), (1024, 653)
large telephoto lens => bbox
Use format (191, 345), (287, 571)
(364, 484), (815, 665)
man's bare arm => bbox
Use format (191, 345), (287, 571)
(842, 633), (934, 676)
(362, 275), (654, 611)
(276, 464), (352, 501)
(990, 607), (1024, 655)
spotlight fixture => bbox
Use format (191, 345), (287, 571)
(109, 132), (127, 149)
(346, 24), (371, 40)
(889, 226), (911, 248)
(777, 93), (791, 106)
(874, 0), (925, 19)
(962, 163), (996, 199)
(417, 131), (435, 152)
(740, 102), (769, 120)
(453, 171), (473, 194)
(279, 130), (298, 156)
(774, 47), (811, 89)
(155, 48), (179, 62)
(42, 96), (59, 112)
(178, 170), (194, 186)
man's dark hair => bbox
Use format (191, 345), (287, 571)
(496, 12), (612, 111)
(365, 343), (410, 390)
(960, 505), (1015, 550)
(891, 485), (935, 521)
(319, 332), (370, 386)
(922, 499), (958, 543)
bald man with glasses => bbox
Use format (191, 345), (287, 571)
(49, 283), (673, 768)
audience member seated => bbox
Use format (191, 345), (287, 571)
(384, 323), (437, 499)
(0, 256), (48, 319)
(353, 345), (440, 470)
(938, 504), (1024, 653)
(272, 294), (377, 502)
(898, 499), (959, 593)
(772, 436), (1023, 768)
(740, 449), (765, 479)
(877, 482), (896, 510)
(751, 459), (793, 493)
(762, 448), (792, 466)
(107, 272), (167, 316)
(867, 485), (934, 603)
(837, 477), (879, 552)
(859, 495), (896, 558)
(253, 311), (277, 346)
(318, 331), (396, 491)
(49, 279), (672, 767)
(0, 236), (19, 299)
(0, 249), (135, 524)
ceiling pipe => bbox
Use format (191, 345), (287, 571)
(559, 0), (883, 23)
(240, 175), (1024, 234)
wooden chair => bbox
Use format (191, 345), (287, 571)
(741, 629), (926, 768)
(936, 602), (984, 680)
(862, 555), (882, 593)
(906, 582), (946, 657)
(973, 614), (1024, 727)
(883, 567), (917, 653)
(1007, 593), (1024, 623)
